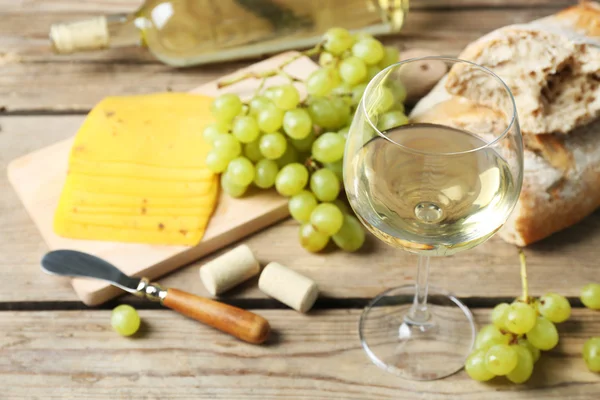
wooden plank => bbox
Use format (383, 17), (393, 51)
(2, 115), (600, 303)
(0, 0), (572, 13)
(0, 8), (563, 112)
(0, 309), (598, 399)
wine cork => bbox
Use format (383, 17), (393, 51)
(258, 262), (319, 313)
(199, 245), (260, 295)
(50, 16), (109, 54)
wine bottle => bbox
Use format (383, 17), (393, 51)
(49, 0), (409, 67)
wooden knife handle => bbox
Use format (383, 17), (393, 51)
(162, 288), (270, 344)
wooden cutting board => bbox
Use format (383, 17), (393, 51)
(7, 52), (318, 306)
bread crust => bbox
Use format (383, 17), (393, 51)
(445, 2), (600, 136)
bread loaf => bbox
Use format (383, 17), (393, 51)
(410, 2), (600, 246)
(445, 1), (600, 136)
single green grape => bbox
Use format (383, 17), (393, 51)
(312, 132), (345, 163)
(306, 68), (336, 97)
(263, 87), (277, 101)
(332, 214), (365, 252)
(491, 303), (510, 331)
(249, 95), (274, 116)
(352, 38), (385, 65)
(330, 96), (351, 129)
(388, 80), (408, 103)
(527, 316), (559, 350)
(290, 131), (316, 152)
(378, 110), (409, 131)
(506, 345), (534, 384)
(310, 203), (344, 235)
(538, 293), (571, 323)
(203, 122), (228, 145)
(111, 305), (141, 337)
(205, 150), (229, 173)
(319, 51), (336, 67)
(299, 222), (330, 252)
(211, 93), (243, 122)
(581, 283), (600, 310)
(484, 344), (518, 376)
(275, 144), (298, 168)
(339, 56), (367, 85)
(213, 134), (241, 160)
(227, 157), (255, 187)
(257, 107), (284, 133)
(243, 139), (263, 163)
(366, 65), (382, 81)
(517, 337), (541, 363)
(465, 349), (495, 382)
(351, 83), (368, 106)
(310, 168), (341, 202)
(288, 190), (318, 223)
(323, 27), (354, 56)
(272, 84), (300, 110)
(505, 302), (537, 334)
(583, 337), (600, 372)
(352, 32), (373, 41)
(259, 132), (287, 160)
(253, 159), (278, 189)
(475, 324), (510, 350)
(308, 97), (341, 130)
(372, 86), (394, 113)
(283, 108), (313, 139)
(378, 46), (400, 69)
(275, 163), (309, 197)
(332, 198), (351, 215)
(232, 115), (260, 143)
(323, 160), (344, 183)
(338, 126), (350, 140)
(221, 172), (248, 198)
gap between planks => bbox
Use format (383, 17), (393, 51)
(0, 296), (587, 312)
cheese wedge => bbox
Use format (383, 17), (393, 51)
(54, 92), (219, 246)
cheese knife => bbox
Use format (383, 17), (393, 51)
(41, 250), (270, 344)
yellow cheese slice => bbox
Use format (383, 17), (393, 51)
(69, 159), (215, 182)
(60, 178), (218, 217)
(55, 223), (204, 246)
(54, 92), (219, 246)
(68, 187), (219, 208)
(69, 93), (213, 168)
(60, 213), (203, 232)
(66, 173), (214, 198)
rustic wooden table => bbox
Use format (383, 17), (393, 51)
(1, 0), (599, 398)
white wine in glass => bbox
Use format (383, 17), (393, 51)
(344, 58), (523, 380)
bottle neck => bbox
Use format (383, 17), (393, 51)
(50, 14), (141, 54)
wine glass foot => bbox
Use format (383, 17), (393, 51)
(359, 285), (476, 381)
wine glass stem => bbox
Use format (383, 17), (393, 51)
(409, 255), (431, 323)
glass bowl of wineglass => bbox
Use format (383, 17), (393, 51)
(344, 57), (523, 380)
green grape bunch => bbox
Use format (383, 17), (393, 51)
(204, 28), (409, 253)
(466, 251), (572, 384)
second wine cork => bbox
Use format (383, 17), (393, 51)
(258, 262), (319, 313)
(199, 244), (260, 295)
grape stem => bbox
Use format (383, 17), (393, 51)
(217, 44), (323, 89)
(519, 248), (529, 302)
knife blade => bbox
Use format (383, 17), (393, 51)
(40, 249), (271, 344)
(41, 250), (141, 294)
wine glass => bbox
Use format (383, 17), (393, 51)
(343, 57), (523, 380)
